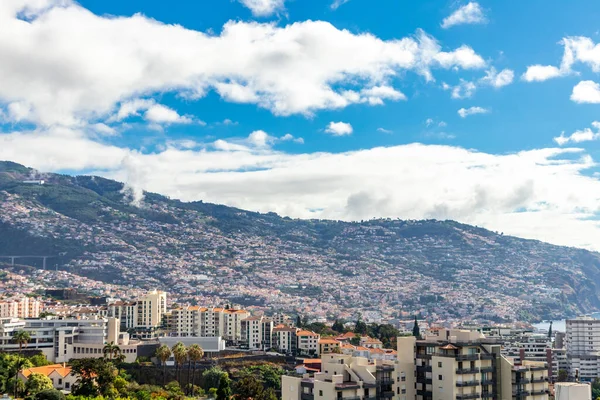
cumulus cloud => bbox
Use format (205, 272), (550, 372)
(571, 80), (600, 103)
(458, 106), (490, 118)
(238, 0), (285, 16)
(554, 122), (600, 145)
(325, 121), (353, 136)
(444, 80), (478, 99)
(2, 126), (600, 250)
(0, 1), (487, 127)
(481, 68), (514, 88)
(441, 2), (487, 29)
(144, 104), (193, 125)
(523, 36), (600, 82)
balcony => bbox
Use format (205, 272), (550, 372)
(530, 389), (549, 395)
(340, 397), (361, 400)
(457, 380), (480, 387)
(417, 353), (432, 360)
(481, 393), (494, 399)
(481, 379), (493, 385)
(513, 378), (530, 384)
(456, 354), (481, 361)
(456, 368), (480, 374)
(480, 354), (495, 360)
(301, 393), (314, 400)
(513, 391), (530, 398)
(378, 378), (393, 385)
(417, 365), (432, 373)
(480, 366), (494, 373)
(531, 377), (548, 383)
(381, 391), (394, 398)
(456, 394), (481, 399)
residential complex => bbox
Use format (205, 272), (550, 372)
(0, 297), (42, 318)
(166, 306), (250, 343)
(284, 328), (551, 400)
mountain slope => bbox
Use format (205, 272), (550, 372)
(1, 161), (599, 323)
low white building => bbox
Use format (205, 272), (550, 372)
(554, 382), (592, 400)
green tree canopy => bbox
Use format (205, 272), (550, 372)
(25, 373), (54, 396)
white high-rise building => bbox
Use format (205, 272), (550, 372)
(136, 290), (167, 328)
(0, 298), (42, 318)
(566, 316), (600, 356)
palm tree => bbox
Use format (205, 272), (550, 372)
(155, 344), (172, 386)
(172, 342), (187, 386)
(187, 344), (204, 396)
(12, 330), (30, 398)
(103, 341), (122, 361)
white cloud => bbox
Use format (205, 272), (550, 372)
(571, 80), (600, 103)
(523, 36), (600, 82)
(144, 104), (193, 125)
(3, 126), (600, 251)
(425, 118), (434, 127)
(554, 122), (600, 145)
(280, 133), (304, 144)
(325, 121), (353, 136)
(481, 68), (514, 88)
(458, 106), (490, 118)
(377, 128), (393, 134)
(247, 130), (271, 147)
(445, 79), (477, 99)
(0, 2), (486, 126)
(522, 65), (563, 82)
(330, 0), (350, 10)
(441, 2), (487, 29)
(238, 0), (285, 16)
(360, 85), (407, 105)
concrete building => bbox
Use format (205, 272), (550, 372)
(554, 382), (592, 400)
(507, 360), (550, 400)
(166, 306), (250, 343)
(282, 354), (395, 400)
(108, 290), (167, 338)
(273, 325), (298, 354)
(318, 338), (341, 355)
(241, 316), (273, 350)
(566, 316), (600, 356)
(0, 316), (139, 363)
(297, 330), (320, 356)
(0, 297), (42, 318)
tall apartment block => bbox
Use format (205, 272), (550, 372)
(166, 306), (250, 343)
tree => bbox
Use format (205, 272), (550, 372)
(350, 335), (361, 347)
(202, 367), (227, 391)
(70, 358), (118, 398)
(29, 354), (52, 367)
(295, 315), (302, 328)
(302, 315), (309, 328)
(354, 318), (367, 335)
(155, 344), (172, 386)
(557, 369), (568, 382)
(34, 389), (66, 400)
(171, 342), (187, 387)
(234, 375), (263, 400)
(103, 341), (122, 361)
(13, 329), (31, 398)
(25, 373), (54, 396)
(331, 346), (342, 354)
(412, 316), (421, 339)
(216, 374), (232, 400)
(187, 344), (204, 396)
(332, 319), (345, 333)
(548, 321), (553, 340)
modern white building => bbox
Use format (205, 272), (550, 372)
(166, 306), (250, 343)
(566, 316), (600, 356)
(241, 316), (273, 350)
(0, 316), (139, 363)
(108, 290), (167, 338)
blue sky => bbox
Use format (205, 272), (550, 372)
(1, 0), (600, 250)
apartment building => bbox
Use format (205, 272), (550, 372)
(566, 316), (600, 356)
(505, 361), (549, 400)
(107, 290), (167, 338)
(166, 306), (250, 343)
(297, 330), (320, 356)
(241, 316), (273, 350)
(0, 316), (139, 363)
(273, 325), (298, 354)
(282, 353), (396, 400)
(318, 338), (341, 355)
(0, 297), (42, 318)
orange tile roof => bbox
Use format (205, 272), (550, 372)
(318, 338), (340, 344)
(301, 359), (322, 364)
(21, 364), (71, 378)
(297, 330), (319, 336)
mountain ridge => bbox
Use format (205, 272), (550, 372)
(1, 160), (599, 323)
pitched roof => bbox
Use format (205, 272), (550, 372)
(318, 338), (340, 344)
(296, 330), (319, 336)
(21, 364), (71, 378)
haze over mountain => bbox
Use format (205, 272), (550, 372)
(1, 160), (599, 323)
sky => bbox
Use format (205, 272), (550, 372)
(1, 0), (600, 250)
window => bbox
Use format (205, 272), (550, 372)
(319, 390), (323, 396)
(438, 375), (443, 380)
(438, 362), (442, 367)
(58, 379), (62, 384)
